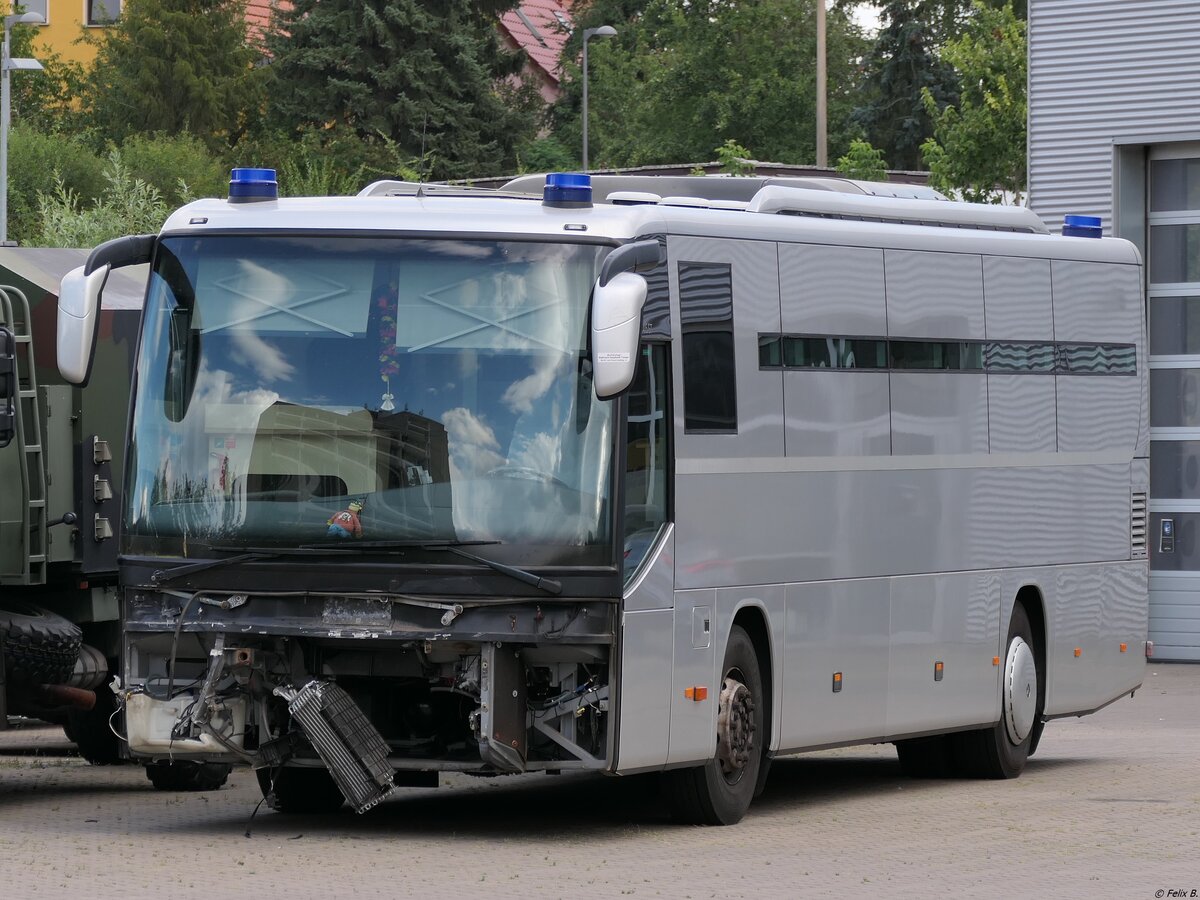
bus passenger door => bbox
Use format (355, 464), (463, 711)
(617, 344), (675, 771)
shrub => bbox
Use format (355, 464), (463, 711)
(36, 151), (176, 247)
(117, 133), (227, 205)
(7, 125), (106, 245)
(836, 139), (888, 182)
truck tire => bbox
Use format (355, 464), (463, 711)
(145, 760), (232, 791)
(0, 601), (82, 685)
(66, 683), (123, 765)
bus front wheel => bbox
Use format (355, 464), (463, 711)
(665, 625), (764, 826)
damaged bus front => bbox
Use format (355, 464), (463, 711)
(57, 172), (659, 813)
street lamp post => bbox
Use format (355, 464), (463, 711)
(2, 11), (44, 246)
(816, 0), (827, 168)
(581, 25), (616, 173)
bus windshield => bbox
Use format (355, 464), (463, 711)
(123, 235), (614, 565)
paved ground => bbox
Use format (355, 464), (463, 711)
(0, 663), (1196, 900)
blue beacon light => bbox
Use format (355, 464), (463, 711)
(1062, 214), (1102, 238)
(229, 167), (278, 203)
(543, 172), (593, 208)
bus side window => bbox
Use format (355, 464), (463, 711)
(624, 343), (670, 580)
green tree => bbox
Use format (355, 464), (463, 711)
(716, 140), (755, 176)
(82, 0), (262, 151)
(851, 1), (960, 171)
(920, 2), (1026, 203)
(836, 139), (888, 181)
(8, 19), (86, 133)
(551, 0), (868, 169)
(263, 0), (538, 180)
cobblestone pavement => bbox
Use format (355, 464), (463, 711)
(0, 664), (1196, 900)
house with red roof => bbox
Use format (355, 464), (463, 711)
(498, 1), (575, 104)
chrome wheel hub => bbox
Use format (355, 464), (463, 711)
(717, 675), (756, 781)
(1004, 636), (1037, 745)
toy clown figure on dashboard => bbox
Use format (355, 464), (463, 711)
(327, 499), (364, 539)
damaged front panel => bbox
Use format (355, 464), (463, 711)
(120, 588), (617, 806)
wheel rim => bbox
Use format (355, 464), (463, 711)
(1003, 636), (1037, 745)
(716, 672), (756, 784)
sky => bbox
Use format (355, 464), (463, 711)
(852, 3), (883, 34)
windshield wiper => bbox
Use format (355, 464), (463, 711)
(298, 539), (564, 596)
(144, 546), (356, 587)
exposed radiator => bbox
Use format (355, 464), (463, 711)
(278, 681), (395, 814)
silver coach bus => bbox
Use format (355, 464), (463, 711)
(55, 171), (1147, 824)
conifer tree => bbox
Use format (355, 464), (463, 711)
(263, 0), (537, 180)
(851, 0), (960, 171)
(83, 0), (261, 150)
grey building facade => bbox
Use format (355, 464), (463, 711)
(1030, 0), (1200, 660)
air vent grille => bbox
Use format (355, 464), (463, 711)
(1131, 491), (1147, 559)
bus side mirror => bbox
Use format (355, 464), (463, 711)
(0, 325), (15, 448)
(591, 271), (648, 399)
(57, 264), (110, 386)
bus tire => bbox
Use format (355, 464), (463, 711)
(256, 766), (346, 814)
(1028, 717), (1046, 757)
(895, 734), (953, 778)
(145, 760), (232, 791)
(665, 625), (764, 826)
(951, 604), (1039, 779)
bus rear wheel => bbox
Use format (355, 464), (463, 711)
(665, 625), (764, 826)
(951, 604), (1040, 779)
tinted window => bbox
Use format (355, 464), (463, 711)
(680, 263), (737, 432)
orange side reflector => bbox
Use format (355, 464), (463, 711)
(684, 686), (708, 702)
(1074, 647), (1083, 658)
(992, 656), (1001, 666)
(1120, 642), (1128, 653)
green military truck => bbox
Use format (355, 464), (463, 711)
(0, 248), (228, 789)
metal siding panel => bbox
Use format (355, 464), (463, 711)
(1056, 376), (1142, 451)
(673, 464), (1131, 591)
(1147, 574), (1200, 658)
(988, 375), (1058, 453)
(891, 374), (990, 455)
(669, 235), (783, 459)
(784, 371), (891, 457)
(884, 250), (985, 338)
(1044, 562), (1147, 716)
(983, 256), (1054, 338)
(1051, 260), (1143, 344)
(779, 579), (890, 750)
(667, 589), (716, 764)
(778, 243), (887, 335)
(1029, 0), (1200, 231)
(616, 609), (674, 770)
(886, 572), (1002, 737)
